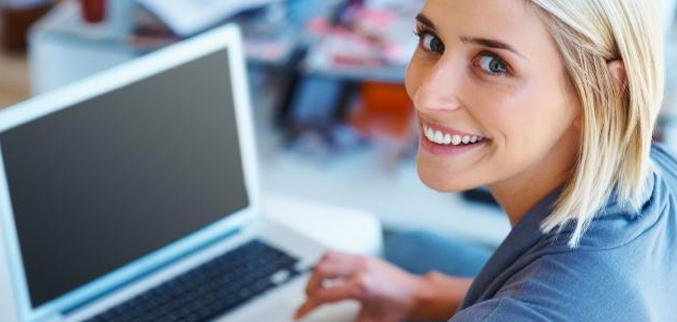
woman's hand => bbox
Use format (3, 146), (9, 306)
(293, 251), (426, 322)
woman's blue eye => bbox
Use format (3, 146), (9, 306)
(417, 31), (444, 53)
(478, 54), (508, 74)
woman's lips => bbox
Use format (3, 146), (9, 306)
(419, 123), (489, 155)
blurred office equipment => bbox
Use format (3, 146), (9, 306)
(0, 24), (380, 322)
(28, 1), (138, 94)
(79, 0), (105, 23)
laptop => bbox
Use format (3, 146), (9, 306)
(0, 24), (364, 322)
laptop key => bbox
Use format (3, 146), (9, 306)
(270, 269), (291, 285)
(80, 240), (299, 322)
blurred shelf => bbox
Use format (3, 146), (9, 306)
(0, 51), (30, 108)
(302, 61), (406, 83)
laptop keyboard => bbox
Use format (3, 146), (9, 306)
(81, 240), (302, 322)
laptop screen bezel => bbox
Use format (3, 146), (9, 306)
(0, 24), (261, 322)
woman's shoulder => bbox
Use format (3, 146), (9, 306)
(535, 143), (676, 251)
(451, 247), (670, 322)
(455, 145), (677, 321)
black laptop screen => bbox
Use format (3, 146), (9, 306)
(0, 49), (250, 308)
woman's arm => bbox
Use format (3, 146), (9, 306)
(295, 251), (473, 322)
(410, 271), (473, 321)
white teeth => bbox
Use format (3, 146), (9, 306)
(426, 127), (434, 140)
(443, 133), (452, 145)
(422, 124), (485, 146)
(433, 130), (444, 144)
(451, 135), (462, 146)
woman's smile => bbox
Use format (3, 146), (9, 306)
(419, 118), (489, 156)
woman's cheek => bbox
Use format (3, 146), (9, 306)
(405, 58), (426, 99)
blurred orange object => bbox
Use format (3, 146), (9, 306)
(349, 82), (414, 140)
(80, 0), (106, 23)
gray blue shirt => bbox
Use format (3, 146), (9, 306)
(451, 144), (677, 321)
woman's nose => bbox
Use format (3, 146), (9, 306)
(412, 60), (464, 113)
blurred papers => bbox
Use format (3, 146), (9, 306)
(137, 0), (284, 36)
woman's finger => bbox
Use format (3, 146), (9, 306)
(305, 252), (365, 295)
(297, 252), (370, 320)
(312, 278), (361, 302)
(295, 278), (362, 320)
(294, 298), (321, 320)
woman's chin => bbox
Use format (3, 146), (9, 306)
(416, 165), (476, 192)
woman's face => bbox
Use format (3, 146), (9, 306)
(406, 0), (581, 193)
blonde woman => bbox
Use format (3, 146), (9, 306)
(295, 0), (676, 321)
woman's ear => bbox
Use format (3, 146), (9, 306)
(573, 113), (582, 129)
(607, 59), (627, 93)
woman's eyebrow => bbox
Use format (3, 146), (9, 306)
(416, 13), (527, 60)
(416, 14), (436, 29)
(460, 36), (527, 59)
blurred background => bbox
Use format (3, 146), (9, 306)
(0, 0), (676, 250)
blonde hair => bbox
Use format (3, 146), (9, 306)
(528, 0), (665, 247)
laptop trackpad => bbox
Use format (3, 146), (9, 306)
(216, 275), (360, 322)
(262, 300), (359, 322)
(303, 302), (361, 322)
(225, 296), (359, 322)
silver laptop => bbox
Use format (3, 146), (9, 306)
(0, 24), (359, 322)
